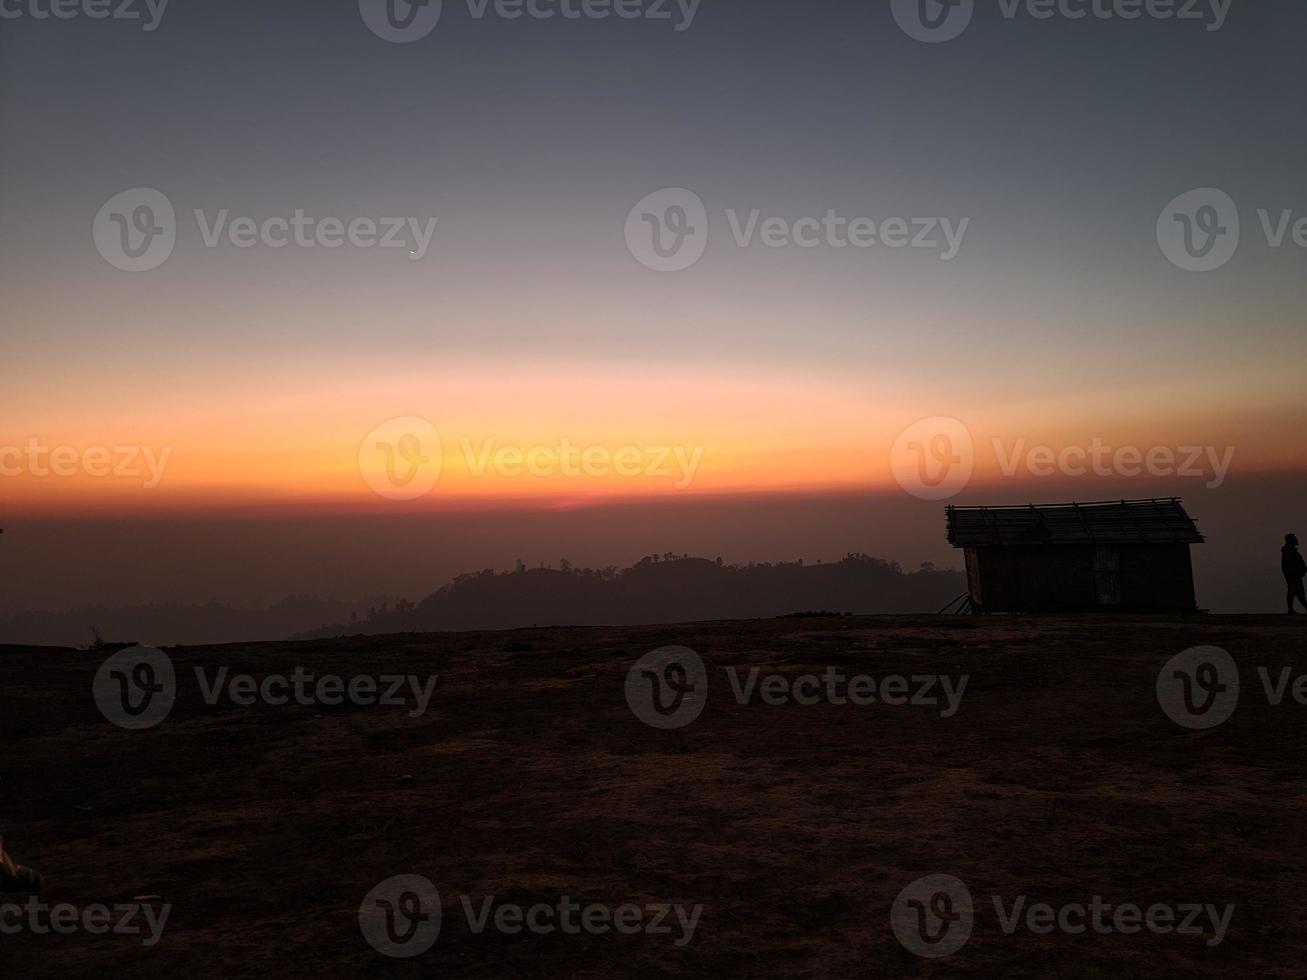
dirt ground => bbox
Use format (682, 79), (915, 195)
(2, 614), (1304, 978)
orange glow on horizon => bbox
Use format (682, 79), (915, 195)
(4, 359), (1304, 517)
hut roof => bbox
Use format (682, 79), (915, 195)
(946, 498), (1204, 547)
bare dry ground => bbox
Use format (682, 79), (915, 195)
(2, 614), (1304, 978)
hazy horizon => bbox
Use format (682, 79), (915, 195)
(4, 471), (1301, 626)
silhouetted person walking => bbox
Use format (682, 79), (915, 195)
(1284, 534), (1307, 614)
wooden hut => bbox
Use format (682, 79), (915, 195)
(945, 498), (1204, 614)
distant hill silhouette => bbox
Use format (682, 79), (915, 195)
(0, 555), (964, 648)
(297, 554), (965, 638)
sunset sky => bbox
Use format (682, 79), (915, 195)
(2, 1), (1305, 613)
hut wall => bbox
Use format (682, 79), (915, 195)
(969, 543), (1197, 613)
(1117, 543), (1197, 611)
(971, 545), (1095, 612)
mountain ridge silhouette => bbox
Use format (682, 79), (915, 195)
(296, 553), (965, 638)
(0, 555), (964, 647)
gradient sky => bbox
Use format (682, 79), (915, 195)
(2, 1), (1305, 609)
